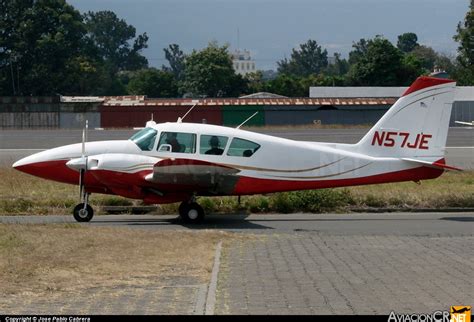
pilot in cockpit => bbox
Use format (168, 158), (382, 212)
(205, 136), (224, 155)
(166, 132), (181, 152)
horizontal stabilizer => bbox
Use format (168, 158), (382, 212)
(402, 158), (462, 171)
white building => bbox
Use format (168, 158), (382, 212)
(231, 49), (256, 76)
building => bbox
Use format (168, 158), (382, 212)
(309, 85), (474, 126)
(231, 49), (256, 76)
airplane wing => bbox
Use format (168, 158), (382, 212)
(402, 158), (462, 171)
(145, 158), (241, 195)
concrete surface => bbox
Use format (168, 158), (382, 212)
(216, 232), (473, 314)
(0, 212), (472, 315)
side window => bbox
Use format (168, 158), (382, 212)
(227, 138), (260, 157)
(200, 135), (229, 156)
(157, 132), (196, 153)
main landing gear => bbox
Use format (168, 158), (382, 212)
(73, 191), (94, 222)
(178, 198), (204, 224)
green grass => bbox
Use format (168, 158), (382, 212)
(0, 167), (473, 215)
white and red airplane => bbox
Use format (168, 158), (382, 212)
(13, 76), (461, 223)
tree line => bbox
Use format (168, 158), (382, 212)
(1, 0), (472, 98)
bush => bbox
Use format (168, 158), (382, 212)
(244, 196), (270, 213)
(96, 197), (133, 207)
(199, 198), (217, 213)
(271, 193), (294, 213)
(270, 189), (354, 213)
(363, 195), (387, 208)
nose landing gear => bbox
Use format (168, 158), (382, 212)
(73, 191), (94, 223)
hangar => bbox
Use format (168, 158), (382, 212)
(0, 86), (472, 129)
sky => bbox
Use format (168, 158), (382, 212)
(69, 0), (469, 70)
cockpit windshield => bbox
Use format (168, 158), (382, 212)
(129, 128), (157, 151)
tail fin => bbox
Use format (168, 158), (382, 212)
(356, 76), (456, 160)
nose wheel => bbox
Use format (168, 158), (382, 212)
(179, 200), (204, 224)
(73, 191), (94, 222)
(73, 203), (94, 222)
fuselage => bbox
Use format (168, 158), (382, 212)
(12, 121), (444, 204)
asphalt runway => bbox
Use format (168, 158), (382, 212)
(0, 127), (473, 168)
(1, 212), (472, 236)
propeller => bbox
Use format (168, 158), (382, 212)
(66, 120), (88, 201)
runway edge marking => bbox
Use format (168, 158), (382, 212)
(205, 240), (223, 315)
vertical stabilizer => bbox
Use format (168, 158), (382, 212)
(356, 76), (456, 161)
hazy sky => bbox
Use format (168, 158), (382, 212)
(69, 0), (469, 70)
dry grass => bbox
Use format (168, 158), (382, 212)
(348, 171), (474, 208)
(0, 224), (233, 297)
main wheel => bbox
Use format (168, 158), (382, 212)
(73, 203), (94, 222)
(179, 202), (204, 224)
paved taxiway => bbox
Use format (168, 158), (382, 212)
(1, 212), (472, 236)
(0, 127), (473, 168)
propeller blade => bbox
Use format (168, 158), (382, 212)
(82, 120), (88, 157)
(79, 120), (88, 202)
(82, 128), (85, 156)
(79, 168), (85, 199)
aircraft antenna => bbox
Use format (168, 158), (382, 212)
(178, 100), (199, 123)
(236, 111), (258, 129)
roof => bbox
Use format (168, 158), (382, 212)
(309, 87), (407, 98)
(102, 97), (396, 107)
(454, 87), (474, 101)
(239, 92), (288, 99)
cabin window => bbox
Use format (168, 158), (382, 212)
(129, 128), (157, 151)
(157, 132), (196, 153)
(227, 138), (260, 157)
(200, 135), (229, 155)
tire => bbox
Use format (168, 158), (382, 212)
(73, 203), (94, 222)
(179, 202), (204, 224)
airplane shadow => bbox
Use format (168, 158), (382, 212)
(439, 217), (474, 222)
(92, 213), (273, 230)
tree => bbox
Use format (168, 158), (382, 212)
(245, 71), (266, 94)
(348, 38), (369, 65)
(410, 45), (439, 71)
(163, 44), (186, 81)
(453, 1), (474, 85)
(127, 68), (178, 98)
(399, 53), (426, 84)
(265, 74), (306, 97)
(324, 53), (349, 76)
(0, 0), (88, 95)
(84, 10), (148, 74)
(301, 74), (345, 88)
(347, 36), (421, 86)
(277, 39), (328, 77)
(182, 42), (247, 97)
(397, 32), (419, 53)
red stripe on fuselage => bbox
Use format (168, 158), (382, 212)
(232, 165), (444, 195)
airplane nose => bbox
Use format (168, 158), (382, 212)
(12, 154), (38, 171)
